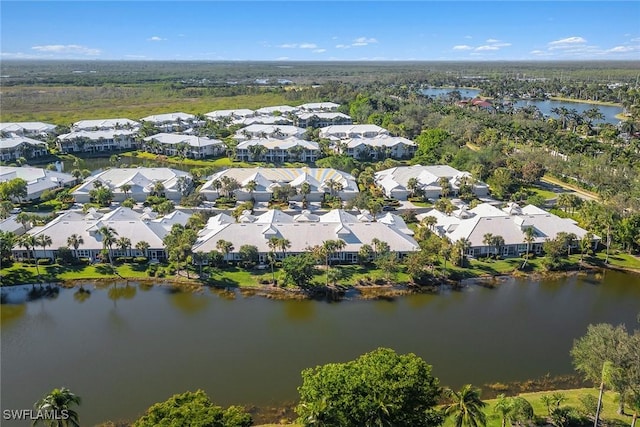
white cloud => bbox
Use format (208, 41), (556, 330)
(464, 35), (473, 39)
(486, 38), (500, 43)
(548, 36), (587, 49)
(278, 43), (318, 49)
(276, 57), (290, 60)
(354, 37), (378, 44)
(31, 44), (101, 56)
(493, 42), (512, 47)
(313, 49), (326, 53)
(608, 46), (635, 53)
(453, 45), (473, 50)
(476, 45), (499, 51)
(335, 44), (350, 49)
(147, 36), (165, 42)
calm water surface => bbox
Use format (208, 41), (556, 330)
(1, 271), (639, 425)
(420, 88), (624, 124)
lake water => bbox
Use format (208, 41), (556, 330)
(1, 271), (639, 425)
(420, 88), (624, 124)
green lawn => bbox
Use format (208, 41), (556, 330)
(122, 151), (314, 170)
(0, 262), (150, 285)
(255, 388), (629, 427)
(590, 251), (640, 270)
(522, 185), (558, 200)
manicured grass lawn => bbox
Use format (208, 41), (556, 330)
(523, 185), (558, 200)
(205, 265), (273, 287)
(0, 262), (150, 285)
(591, 251), (640, 270)
(122, 151), (314, 170)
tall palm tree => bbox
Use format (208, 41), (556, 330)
(482, 233), (494, 259)
(135, 240), (150, 258)
(98, 226), (118, 265)
(278, 237), (291, 259)
(119, 183), (132, 198)
(244, 179), (257, 200)
(20, 234), (39, 276)
(36, 234), (52, 260)
(33, 387), (81, 427)
(216, 239), (234, 263)
(444, 384), (488, 427)
(522, 227), (535, 268)
(116, 236), (132, 258)
(454, 238), (471, 267)
(67, 234), (84, 259)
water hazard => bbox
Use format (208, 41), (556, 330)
(1, 270), (639, 425)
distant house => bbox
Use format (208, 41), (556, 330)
(295, 112), (352, 128)
(319, 124), (389, 140)
(142, 133), (225, 159)
(0, 134), (49, 162)
(374, 165), (489, 200)
(0, 215), (29, 236)
(204, 109), (256, 122)
(57, 129), (138, 153)
(235, 138), (319, 162)
(233, 124), (306, 141)
(0, 122), (57, 138)
(234, 116), (293, 126)
(200, 167), (358, 202)
(255, 105), (298, 116)
(13, 206), (190, 261)
(0, 167), (76, 201)
(417, 203), (599, 258)
(72, 118), (139, 132)
(298, 102), (340, 112)
(192, 209), (418, 264)
(339, 135), (416, 160)
(140, 112), (197, 132)
(72, 167), (193, 203)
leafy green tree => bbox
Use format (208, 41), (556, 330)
(0, 230), (16, 261)
(571, 323), (636, 414)
(133, 390), (251, 427)
(282, 253), (317, 287)
(33, 387), (81, 427)
(443, 384), (487, 427)
(238, 244), (259, 268)
(66, 234), (84, 259)
(296, 347), (443, 427)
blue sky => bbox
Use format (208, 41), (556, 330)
(1, 1), (639, 61)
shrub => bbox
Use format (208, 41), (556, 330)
(133, 256), (148, 264)
(55, 257), (64, 265)
(78, 257), (91, 265)
(116, 256), (134, 264)
(37, 258), (52, 265)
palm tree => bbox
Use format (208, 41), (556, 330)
(493, 394), (514, 427)
(454, 238), (471, 267)
(407, 177), (419, 198)
(119, 183), (132, 198)
(36, 234), (52, 261)
(98, 226), (118, 265)
(116, 236), (132, 257)
(579, 232), (594, 263)
(439, 176), (451, 198)
(267, 236), (280, 284)
(67, 234), (84, 259)
(33, 387), (81, 427)
(135, 240), (150, 258)
(244, 179), (257, 200)
(482, 233), (494, 259)
(216, 239), (234, 263)
(20, 234), (38, 275)
(491, 235), (505, 258)
(522, 227), (535, 268)
(421, 215), (438, 230)
(444, 384), (488, 427)
(278, 237), (291, 259)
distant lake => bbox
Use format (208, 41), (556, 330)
(420, 87), (624, 124)
(1, 271), (639, 425)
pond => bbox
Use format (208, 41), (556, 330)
(1, 270), (639, 425)
(420, 87), (624, 124)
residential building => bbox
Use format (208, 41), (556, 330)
(0, 122), (57, 137)
(295, 112), (352, 128)
(72, 167), (193, 203)
(0, 134), (49, 162)
(200, 167), (358, 202)
(234, 116), (293, 126)
(417, 202), (599, 258)
(234, 137), (319, 162)
(375, 165), (489, 200)
(298, 102), (340, 112)
(319, 124), (389, 140)
(142, 133), (225, 159)
(339, 135), (416, 160)
(233, 124), (306, 141)
(0, 167), (76, 201)
(13, 206), (190, 261)
(205, 109), (256, 122)
(140, 112), (197, 132)
(192, 209), (418, 264)
(255, 105), (298, 116)
(57, 129), (138, 153)
(0, 215), (29, 236)
(72, 118), (139, 131)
